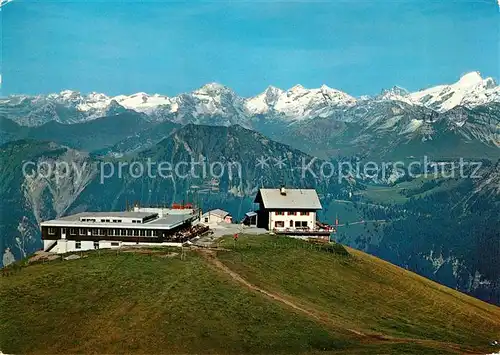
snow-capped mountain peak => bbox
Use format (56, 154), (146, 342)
(408, 71), (499, 112)
(288, 84), (306, 93)
(59, 89), (79, 97)
(114, 92), (172, 113)
(318, 84), (357, 105)
(87, 92), (109, 101)
(47, 90), (83, 103)
(380, 86), (410, 98)
(173, 82), (242, 118)
(263, 85), (284, 103)
(273, 84), (356, 119)
(265, 85), (283, 93)
(243, 84), (356, 119)
(195, 82), (233, 96)
(457, 71), (483, 86)
(244, 86), (284, 115)
(377, 86), (413, 105)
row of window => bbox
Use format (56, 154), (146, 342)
(48, 227), (158, 237)
(274, 211), (310, 216)
(275, 221), (308, 228)
(80, 218), (125, 223)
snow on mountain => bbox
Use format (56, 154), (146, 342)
(79, 83), (241, 119)
(407, 71), (499, 112)
(41, 82), (358, 122)
(45, 82), (357, 123)
(377, 86), (414, 105)
(2, 71), (499, 127)
(244, 84), (356, 119)
(71, 91), (174, 116)
(244, 86), (284, 115)
(114, 93), (174, 113)
(181, 82), (242, 117)
(275, 84), (357, 119)
(75, 93), (112, 113)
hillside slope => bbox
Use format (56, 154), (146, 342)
(216, 235), (500, 353)
(1, 236), (499, 354)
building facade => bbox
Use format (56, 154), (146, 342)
(265, 210), (316, 231)
(201, 209), (232, 224)
(254, 187), (327, 235)
(40, 207), (205, 254)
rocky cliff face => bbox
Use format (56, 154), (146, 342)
(0, 141), (96, 263)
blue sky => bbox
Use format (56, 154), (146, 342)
(1, 0), (499, 97)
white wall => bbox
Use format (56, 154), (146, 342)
(201, 213), (225, 224)
(44, 239), (183, 254)
(99, 241), (122, 249)
(44, 239), (56, 250)
(268, 211), (316, 231)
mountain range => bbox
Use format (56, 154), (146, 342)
(1, 72), (499, 161)
(2, 71), (499, 127)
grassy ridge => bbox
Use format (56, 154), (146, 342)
(217, 235), (500, 353)
(0, 251), (348, 354)
(1, 237), (499, 354)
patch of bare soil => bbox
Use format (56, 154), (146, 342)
(158, 252), (179, 258)
(121, 248), (164, 254)
(28, 251), (60, 263)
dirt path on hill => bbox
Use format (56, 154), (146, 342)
(197, 248), (485, 354)
(198, 248), (365, 338)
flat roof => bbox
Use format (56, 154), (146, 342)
(41, 211), (195, 230)
(58, 211), (157, 221)
(148, 214), (192, 226)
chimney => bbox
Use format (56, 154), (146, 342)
(280, 185), (286, 195)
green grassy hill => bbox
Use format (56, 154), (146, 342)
(1, 236), (499, 354)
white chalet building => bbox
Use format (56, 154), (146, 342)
(254, 187), (329, 236)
